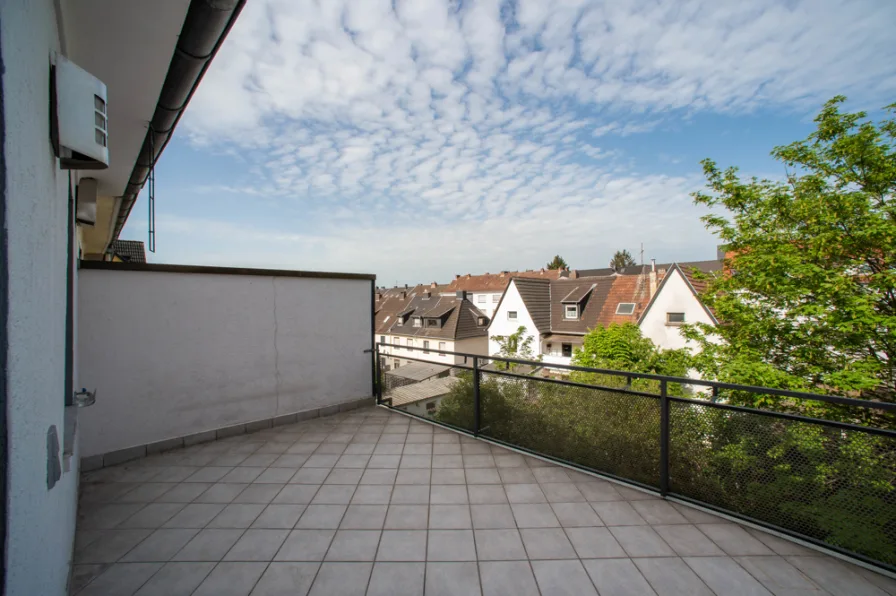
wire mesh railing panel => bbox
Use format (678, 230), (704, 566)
(380, 361), (475, 432)
(669, 400), (896, 566)
(473, 372), (662, 488)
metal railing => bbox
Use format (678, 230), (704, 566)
(374, 343), (896, 573)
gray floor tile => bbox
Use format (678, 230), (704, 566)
(377, 530), (428, 561)
(466, 468), (501, 484)
(566, 527), (628, 558)
(471, 504), (517, 529)
(336, 454), (371, 468)
(117, 503), (186, 529)
(164, 504), (226, 528)
(479, 561), (540, 596)
(395, 468), (431, 484)
(425, 562), (482, 596)
(351, 484), (392, 505)
(192, 562), (268, 596)
(654, 524), (725, 557)
(432, 468), (466, 484)
(532, 467), (572, 483)
(550, 501), (603, 527)
(254, 468), (297, 484)
(670, 502), (730, 524)
(367, 562), (425, 596)
(207, 504), (266, 529)
(432, 455), (463, 468)
(475, 529), (527, 561)
(250, 562), (318, 596)
(273, 484), (320, 504)
(698, 524), (775, 556)
(340, 504), (388, 529)
(325, 530), (381, 561)
(633, 557), (715, 596)
(173, 529), (245, 561)
(75, 529), (153, 564)
(631, 500), (689, 525)
(358, 468), (396, 484)
(745, 528), (815, 556)
(505, 483), (547, 504)
(431, 485), (469, 505)
(385, 504), (429, 530)
(577, 481), (624, 502)
(224, 529), (289, 561)
(520, 528), (577, 559)
(311, 484), (356, 505)
(118, 483), (175, 503)
(468, 485), (507, 504)
(304, 454), (340, 468)
(511, 503), (560, 528)
(531, 560), (599, 596)
(404, 444), (433, 456)
(134, 561), (215, 596)
(429, 530), (477, 561)
(196, 483), (248, 504)
(685, 556), (773, 596)
(499, 468), (537, 484)
(185, 467), (234, 483)
(234, 484), (285, 504)
(76, 562), (163, 596)
(308, 562), (372, 596)
(251, 504), (306, 529)
(429, 505), (473, 529)
(736, 556), (826, 594)
(290, 468), (329, 484)
(610, 526), (675, 557)
(122, 529), (199, 562)
(391, 485), (430, 504)
(275, 530), (336, 561)
(220, 467), (265, 484)
(592, 501), (647, 526)
(295, 505), (348, 529)
(400, 455), (432, 468)
(70, 564), (106, 593)
(582, 558), (656, 595)
(785, 556), (886, 596)
(541, 482), (586, 503)
(240, 453), (279, 468)
(80, 503), (148, 529)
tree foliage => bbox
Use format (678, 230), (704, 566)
(685, 96), (896, 404)
(610, 249), (636, 270)
(546, 255), (569, 270)
(490, 325), (540, 370)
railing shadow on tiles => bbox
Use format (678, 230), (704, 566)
(374, 343), (896, 574)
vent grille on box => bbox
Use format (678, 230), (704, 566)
(94, 94), (107, 147)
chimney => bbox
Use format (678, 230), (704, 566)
(465, 273), (471, 278)
(570, 269), (578, 279)
(423, 290), (431, 299)
(456, 290), (466, 300)
(400, 291), (407, 300)
(558, 270), (568, 278)
(430, 281), (438, 288)
(375, 292), (382, 300)
(455, 274), (461, 280)
(649, 259), (657, 297)
(540, 268), (545, 274)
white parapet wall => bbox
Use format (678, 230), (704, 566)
(77, 264), (374, 459)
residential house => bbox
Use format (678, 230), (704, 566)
(441, 268), (567, 318)
(110, 239), (147, 263)
(489, 259), (722, 366)
(638, 261), (721, 352)
(376, 287), (489, 367)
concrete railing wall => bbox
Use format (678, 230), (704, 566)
(77, 263), (374, 459)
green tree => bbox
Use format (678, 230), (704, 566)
(685, 96), (896, 405)
(546, 255), (569, 270)
(491, 325), (540, 371)
(610, 249), (636, 270)
(570, 323), (692, 394)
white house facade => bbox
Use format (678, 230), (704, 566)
(487, 279), (544, 361)
(638, 264), (718, 352)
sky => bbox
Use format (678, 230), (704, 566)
(120, 0), (896, 285)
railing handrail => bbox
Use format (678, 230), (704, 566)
(375, 342), (896, 413)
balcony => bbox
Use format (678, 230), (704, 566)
(74, 405), (896, 595)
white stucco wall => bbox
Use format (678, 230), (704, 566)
(77, 269), (373, 458)
(639, 269), (715, 351)
(382, 335), (487, 367)
(488, 282), (541, 359)
(1, 1), (81, 593)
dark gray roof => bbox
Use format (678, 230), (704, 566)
(512, 278), (551, 333)
(560, 283), (596, 303)
(111, 240), (146, 263)
(386, 294), (487, 340)
(386, 361), (451, 382)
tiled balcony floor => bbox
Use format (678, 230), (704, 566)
(74, 406), (896, 595)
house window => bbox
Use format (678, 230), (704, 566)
(407, 339), (413, 347)
(394, 360), (400, 369)
(426, 318), (439, 327)
(426, 402), (437, 412)
(393, 337), (400, 346)
(439, 342), (446, 355)
(508, 311), (518, 320)
(564, 304), (578, 319)
(492, 294), (500, 303)
(667, 312), (686, 325)
(395, 316), (403, 326)
(477, 294), (486, 303)
(413, 317), (422, 327)
(562, 343), (572, 357)
(616, 303), (636, 315)
(423, 340), (430, 354)
(379, 335), (386, 345)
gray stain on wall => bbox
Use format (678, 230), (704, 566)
(47, 425), (61, 490)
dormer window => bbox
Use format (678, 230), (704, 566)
(413, 317), (422, 327)
(477, 316), (487, 326)
(395, 315), (404, 326)
(426, 318), (440, 328)
(616, 303), (636, 315)
(564, 305), (578, 319)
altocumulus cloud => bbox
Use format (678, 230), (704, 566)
(171, 0), (895, 282)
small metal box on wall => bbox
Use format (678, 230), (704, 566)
(51, 54), (109, 170)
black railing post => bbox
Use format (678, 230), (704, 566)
(473, 356), (481, 436)
(660, 379), (670, 497)
(375, 344), (383, 406)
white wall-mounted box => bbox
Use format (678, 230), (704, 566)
(52, 55), (108, 169)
